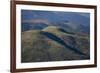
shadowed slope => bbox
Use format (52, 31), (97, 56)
(58, 28), (75, 34)
(40, 31), (85, 56)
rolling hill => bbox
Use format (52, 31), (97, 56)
(21, 26), (90, 63)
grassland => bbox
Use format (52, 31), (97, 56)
(21, 26), (90, 63)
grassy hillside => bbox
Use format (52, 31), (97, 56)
(21, 26), (90, 63)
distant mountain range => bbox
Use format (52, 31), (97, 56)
(21, 10), (90, 34)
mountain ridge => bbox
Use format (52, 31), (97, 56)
(21, 26), (90, 62)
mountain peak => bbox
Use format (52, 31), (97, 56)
(43, 26), (59, 31)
